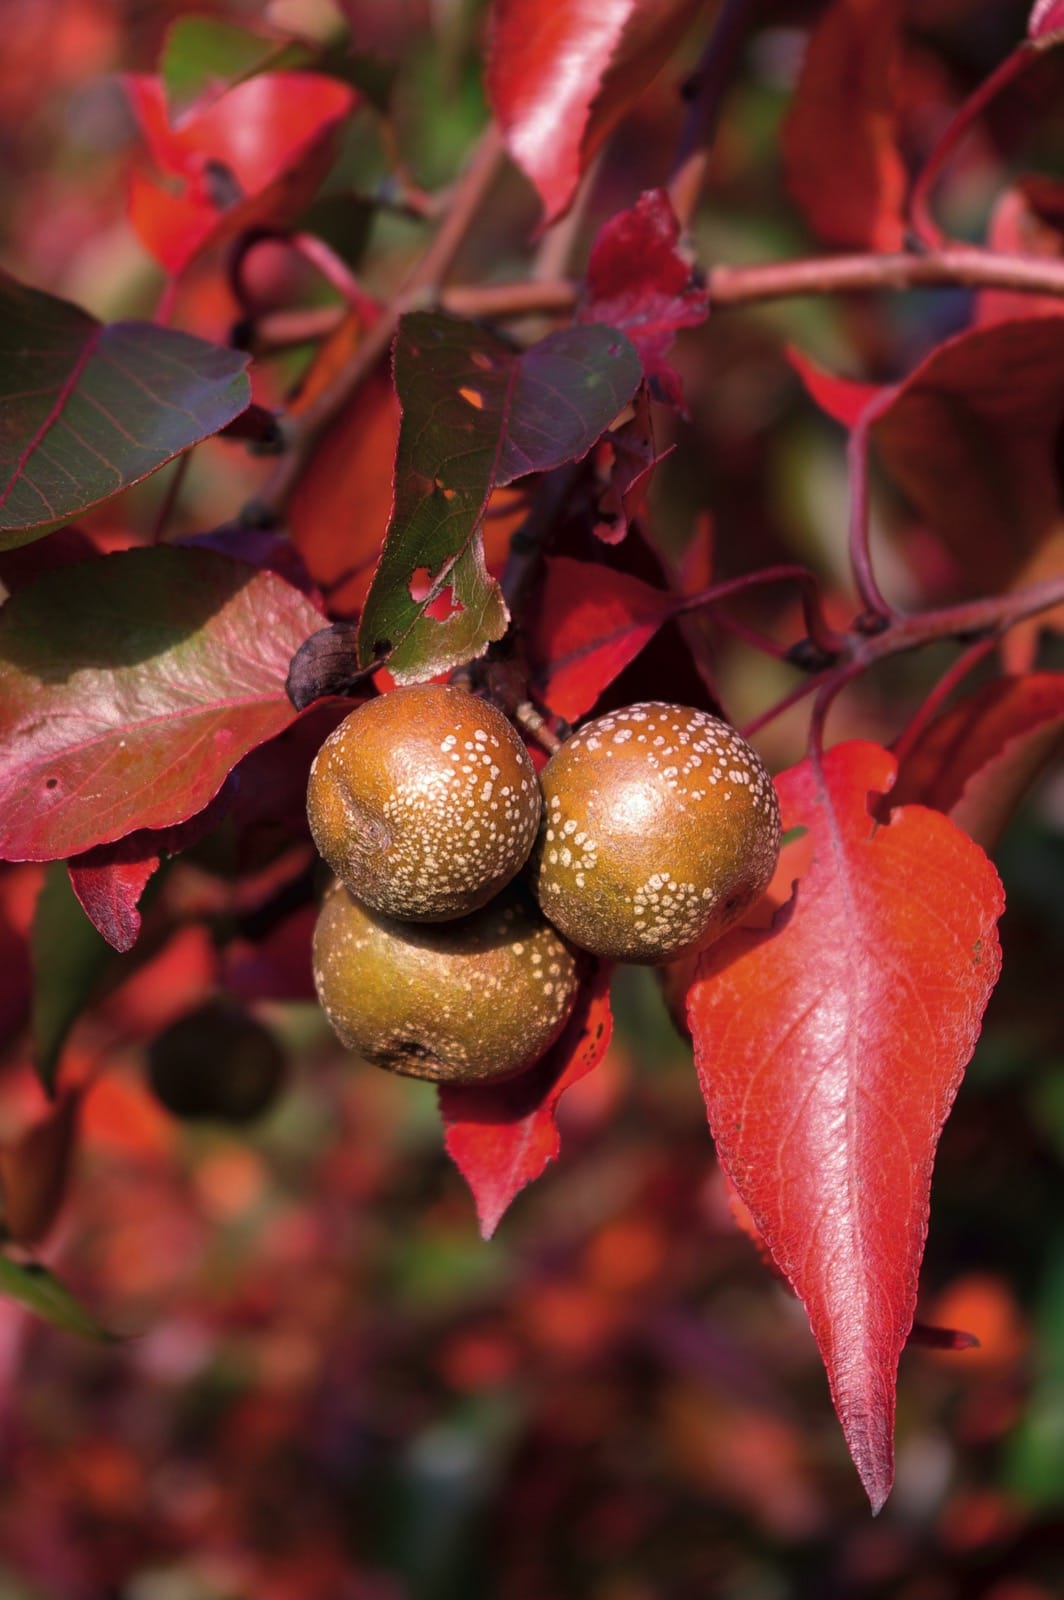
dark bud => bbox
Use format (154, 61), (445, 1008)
(147, 1001), (287, 1123)
(286, 622), (371, 710)
(218, 404), (285, 454)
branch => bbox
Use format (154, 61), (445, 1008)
(250, 242), (1064, 357)
(857, 575), (1064, 663)
(707, 246), (1064, 306)
(668, 0), (762, 229)
(740, 574), (1064, 743)
(247, 122), (507, 521)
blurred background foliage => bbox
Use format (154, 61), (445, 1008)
(1, 0), (1063, 1595)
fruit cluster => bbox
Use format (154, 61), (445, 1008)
(308, 683), (781, 1086)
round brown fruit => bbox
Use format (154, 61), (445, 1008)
(147, 1001), (287, 1123)
(306, 683), (541, 922)
(530, 702), (780, 965)
(312, 882), (582, 1085)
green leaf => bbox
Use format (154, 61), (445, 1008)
(0, 272), (250, 547)
(161, 15), (310, 116)
(31, 864), (113, 1094)
(0, 1255), (117, 1341)
(357, 313), (642, 683)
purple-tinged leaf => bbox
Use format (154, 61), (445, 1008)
(0, 272), (250, 547)
(0, 547), (322, 862)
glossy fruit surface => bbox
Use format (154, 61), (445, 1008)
(312, 882), (581, 1084)
(530, 702), (781, 964)
(306, 683), (540, 922)
(147, 1001), (287, 1122)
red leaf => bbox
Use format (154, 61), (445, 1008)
(891, 673), (1064, 848)
(794, 320), (1064, 601)
(0, 1091), (81, 1246)
(977, 181), (1064, 326)
(592, 388), (672, 543)
(68, 845), (157, 956)
(783, 0), (906, 250)
(440, 964), (614, 1238)
(579, 190), (708, 410)
(1028, 0), (1064, 45)
(67, 784), (235, 952)
(687, 742), (1004, 1510)
(487, 0), (701, 223)
(871, 318), (1064, 595)
(788, 346), (883, 429)
(0, 548), (322, 862)
(529, 557), (676, 722)
(288, 354), (401, 618)
(125, 72), (357, 274)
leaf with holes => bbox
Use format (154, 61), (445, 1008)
(440, 964), (613, 1238)
(0, 547), (323, 862)
(687, 742), (1004, 1510)
(0, 273), (250, 546)
(487, 0), (701, 223)
(356, 313), (642, 683)
(890, 673), (1064, 849)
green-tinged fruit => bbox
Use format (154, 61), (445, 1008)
(312, 882), (581, 1084)
(530, 702), (781, 965)
(306, 683), (540, 922)
(147, 1001), (287, 1122)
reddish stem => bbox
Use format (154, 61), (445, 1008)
(889, 636), (999, 771)
(846, 393), (898, 626)
(740, 669), (834, 741)
(291, 233), (380, 322)
(743, 573), (1064, 745)
(908, 43), (1033, 249)
(675, 564), (845, 660)
(149, 452), (191, 544)
(857, 575), (1064, 663)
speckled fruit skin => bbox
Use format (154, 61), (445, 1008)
(306, 683), (541, 922)
(312, 882), (582, 1084)
(530, 703), (781, 965)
